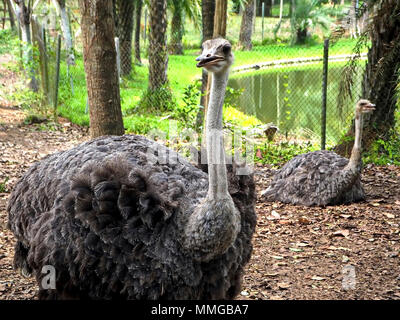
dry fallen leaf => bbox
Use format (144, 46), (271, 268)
(298, 217), (311, 225)
(277, 282), (290, 290)
(333, 230), (350, 238)
(311, 276), (325, 281)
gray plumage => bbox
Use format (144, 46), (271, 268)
(7, 135), (256, 299)
(262, 99), (376, 207)
(7, 38), (257, 300)
(262, 150), (365, 206)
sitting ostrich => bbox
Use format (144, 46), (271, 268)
(7, 38), (257, 299)
(261, 99), (375, 206)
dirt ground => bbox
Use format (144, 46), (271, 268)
(1, 58), (400, 300)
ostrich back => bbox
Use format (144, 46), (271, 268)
(7, 135), (256, 299)
(263, 150), (365, 206)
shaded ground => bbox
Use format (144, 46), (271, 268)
(1, 58), (400, 300)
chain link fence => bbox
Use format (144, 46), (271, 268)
(16, 1), (366, 147)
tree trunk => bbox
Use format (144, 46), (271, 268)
(238, 0), (255, 50)
(213, 0), (227, 38)
(52, 0), (75, 65)
(134, 0), (142, 64)
(201, 0), (214, 42)
(14, 0), (38, 91)
(6, 0), (15, 30)
(79, 0), (125, 138)
(273, 0), (284, 39)
(169, 0), (184, 55)
(335, 0), (400, 156)
(114, 0), (135, 76)
(197, 0), (215, 130)
(295, 27), (308, 44)
(148, 0), (168, 91)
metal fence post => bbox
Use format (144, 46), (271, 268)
(54, 34), (61, 121)
(262, 2), (265, 42)
(115, 37), (121, 83)
(321, 38), (329, 150)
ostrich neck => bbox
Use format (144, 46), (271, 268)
(346, 112), (363, 170)
(206, 71), (229, 200)
(182, 68), (241, 262)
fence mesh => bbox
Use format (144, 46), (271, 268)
(18, 1), (366, 147)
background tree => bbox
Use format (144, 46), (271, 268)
(51, 0), (75, 65)
(335, 0), (400, 156)
(13, 0), (38, 91)
(290, 0), (336, 44)
(6, 0), (16, 31)
(238, 0), (255, 50)
(148, 0), (168, 91)
(79, 0), (125, 137)
(213, 0), (227, 37)
(169, 0), (201, 55)
(197, 0), (215, 129)
(113, 0), (135, 76)
(273, 0), (284, 39)
(134, 0), (142, 64)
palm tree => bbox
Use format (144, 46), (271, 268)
(113, 0), (135, 76)
(169, 0), (201, 55)
(134, 0), (142, 64)
(148, 0), (168, 91)
(290, 0), (337, 44)
(238, 0), (255, 51)
(335, 0), (400, 155)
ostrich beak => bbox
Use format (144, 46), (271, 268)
(196, 54), (225, 68)
(365, 103), (376, 111)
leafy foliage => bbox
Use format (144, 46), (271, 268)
(290, 0), (343, 44)
(171, 82), (200, 128)
(363, 129), (400, 165)
(255, 140), (318, 167)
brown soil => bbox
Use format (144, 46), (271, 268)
(1, 56), (400, 300)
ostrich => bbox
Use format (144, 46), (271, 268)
(261, 99), (375, 206)
(7, 38), (257, 299)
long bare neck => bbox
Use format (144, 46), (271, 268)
(206, 71), (229, 200)
(346, 112), (363, 170)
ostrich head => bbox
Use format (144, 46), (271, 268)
(356, 99), (375, 115)
(196, 38), (234, 73)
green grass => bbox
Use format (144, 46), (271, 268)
(55, 37), (362, 135)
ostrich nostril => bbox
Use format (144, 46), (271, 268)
(206, 54), (211, 57)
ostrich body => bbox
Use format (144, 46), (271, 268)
(261, 99), (375, 206)
(7, 39), (256, 299)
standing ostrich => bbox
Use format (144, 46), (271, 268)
(261, 99), (375, 206)
(7, 38), (256, 299)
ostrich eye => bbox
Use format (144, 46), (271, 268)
(222, 45), (231, 54)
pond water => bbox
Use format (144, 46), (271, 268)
(228, 62), (364, 145)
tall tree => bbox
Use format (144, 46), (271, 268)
(213, 0), (227, 37)
(148, 0), (168, 91)
(114, 0), (135, 75)
(335, 0), (400, 156)
(238, 0), (255, 50)
(6, 0), (16, 30)
(79, 0), (124, 138)
(197, 0), (215, 129)
(169, 0), (184, 54)
(273, 0), (284, 39)
(134, 0), (142, 64)
(290, 0), (336, 44)
(13, 0), (38, 91)
(169, 0), (201, 55)
(201, 0), (214, 42)
(51, 0), (75, 65)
